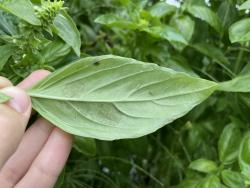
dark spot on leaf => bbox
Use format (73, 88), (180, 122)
(149, 91), (154, 96)
(93, 61), (100, 66)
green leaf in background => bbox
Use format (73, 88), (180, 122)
(0, 0), (41, 25)
(73, 136), (96, 156)
(187, 5), (222, 33)
(95, 14), (138, 30)
(145, 25), (188, 46)
(239, 132), (250, 184)
(177, 180), (198, 188)
(0, 10), (18, 35)
(218, 123), (242, 164)
(192, 43), (229, 65)
(171, 15), (195, 42)
(27, 55), (217, 140)
(229, 18), (250, 43)
(239, 0), (250, 10)
(0, 44), (15, 71)
(41, 41), (71, 66)
(161, 57), (197, 77)
(0, 92), (11, 103)
(219, 74), (250, 92)
(148, 2), (176, 18)
(221, 170), (245, 188)
(217, 0), (237, 28)
(188, 158), (218, 174)
(218, 123), (242, 165)
(53, 11), (81, 56)
(196, 175), (221, 188)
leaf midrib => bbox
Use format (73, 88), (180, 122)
(28, 84), (217, 103)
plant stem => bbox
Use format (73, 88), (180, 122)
(234, 48), (244, 74)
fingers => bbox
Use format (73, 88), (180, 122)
(16, 128), (73, 188)
(0, 119), (54, 187)
(18, 70), (50, 89)
(0, 77), (12, 89)
(0, 87), (31, 168)
(0, 70), (72, 188)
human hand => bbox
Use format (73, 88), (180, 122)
(0, 70), (73, 188)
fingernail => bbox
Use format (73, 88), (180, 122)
(1, 87), (30, 113)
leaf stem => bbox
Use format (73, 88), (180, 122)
(234, 48), (244, 74)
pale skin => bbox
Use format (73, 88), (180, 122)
(0, 70), (73, 188)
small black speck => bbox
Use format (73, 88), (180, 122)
(93, 61), (100, 66)
(149, 91), (154, 96)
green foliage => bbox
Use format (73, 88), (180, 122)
(0, 0), (79, 83)
(2, 0), (250, 187)
(188, 158), (218, 174)
(221, 170), (245, 188)
(218, 123), (242, 164)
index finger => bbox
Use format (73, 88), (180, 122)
(18, 70), (50, 89)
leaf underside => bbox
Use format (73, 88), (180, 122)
(28, 55), (217, 140)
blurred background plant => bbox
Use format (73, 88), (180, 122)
(2, 0), (250, 187)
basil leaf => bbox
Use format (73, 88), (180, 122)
(196, 175), (221, 188)
(95, 14), (138, 30)
(73, 136), (96, 156)
(229, 18), (250, 43)
(28, 55), (217, 140)
(239, 0), (250, 10)
(187, 5), (222, 33)
(0, 44), (15, 71)
(41, 41), (71, 66)
(239, 132), (250, 184)
(192, 43), (230, 65)
(53, 11), (81, 56)
(221, 170), (245, 188)
(218, 123), (242, 165)
(149, 2), (176, 18)
(177, 179), (198, 188)
(219, 74), (250, 92)
(0, 92), (11, 103)
(171, 15), (195, 42)
(0, 10), (18, 35)
(0, 0), (41, 25)
(188, 158), (218, 174)
(144, 25), (188, 45)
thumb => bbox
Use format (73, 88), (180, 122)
(0, 87), (31, 168)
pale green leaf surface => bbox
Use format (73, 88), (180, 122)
(0, 0), (40, 25)
(187, 5), (222, 33)
(219, 74), (250, 92)
(188, 158), (218, 174)
(229, 18), (250, 43)
(239, 0), (250, 10)
(53, 11), (81, 56)
(0, 92), (11, 103)
(28, 55), (217, 140)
